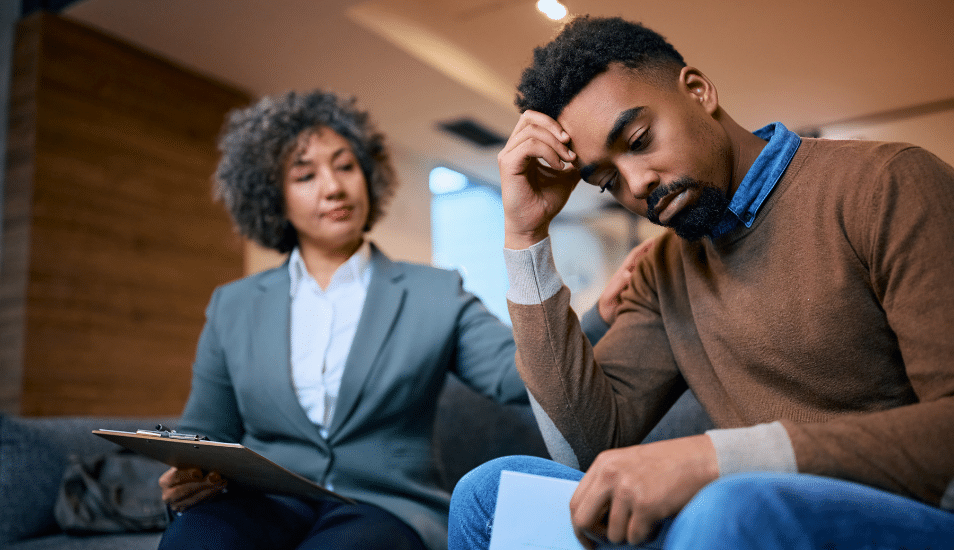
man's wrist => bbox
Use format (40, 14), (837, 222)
(504, 237), (562, 305)
(504, 228), (550, 250)
(705, 421), (797, 475)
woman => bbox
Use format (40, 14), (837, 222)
(157, 90), (621, 550)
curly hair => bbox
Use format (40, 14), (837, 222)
(213, 90), (398, 253)
(516, 16), (686, 118)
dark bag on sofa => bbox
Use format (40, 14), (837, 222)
(53, 449), (170, 534)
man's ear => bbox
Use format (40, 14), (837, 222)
(680, 67), (719, 115)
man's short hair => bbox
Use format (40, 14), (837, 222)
(214, 90), (398, 253)
(516, 16), (686, 118)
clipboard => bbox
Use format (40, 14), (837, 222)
(92, 428), (355, 504)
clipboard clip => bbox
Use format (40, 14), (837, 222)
(136, 424), (209, 441)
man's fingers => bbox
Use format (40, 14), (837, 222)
(570, 479), (614, 547)
(630, 514), (662, 546)
(502, 127), (575, 175)
(512, 142), (568, 180)
(605, 497), (632, 543)
(501, 114), (575, 168)
(175, 467), (203, 482)
(512, 110), (571, 145)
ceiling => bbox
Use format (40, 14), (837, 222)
(63, 0), (954, 186)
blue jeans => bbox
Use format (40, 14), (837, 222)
(159, 490), (425, 550)
(449, 455), (954, 550)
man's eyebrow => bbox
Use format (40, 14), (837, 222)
(579, 106), (645, 183)
(606, 107), (644, 149)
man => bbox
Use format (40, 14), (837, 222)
(448, 15), (954, 550)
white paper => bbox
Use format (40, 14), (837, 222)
(489, 470), (584, 550)
(489, 470), (647, 550)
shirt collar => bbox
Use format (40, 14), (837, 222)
(288, 240), (373, 296)
(710, 122), (801, 238)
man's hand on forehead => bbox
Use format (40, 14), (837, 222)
(498, 110), (582, 249)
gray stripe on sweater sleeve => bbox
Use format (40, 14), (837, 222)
(528, 390), (580, 470)
(504, 237), (563, 306)
(706, 421), (798, 475)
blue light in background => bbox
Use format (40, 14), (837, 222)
(428, 166), (469, 194)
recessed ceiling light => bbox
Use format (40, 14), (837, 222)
(536, 0), (568, 21)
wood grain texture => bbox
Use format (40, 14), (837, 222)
(2, 12), (251, 416)
(1, 14), (40, 415)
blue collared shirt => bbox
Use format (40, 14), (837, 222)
(710, 122), (801, 238)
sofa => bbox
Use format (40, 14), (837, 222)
(0, 376), (712, 549)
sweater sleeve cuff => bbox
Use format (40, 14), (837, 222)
(706, 421), (798, 475)
(504, 237), (563, 305)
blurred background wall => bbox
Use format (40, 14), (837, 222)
(1, 13), (247, 415)
(2, 0), (952, 417)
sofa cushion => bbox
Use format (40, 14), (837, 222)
(0, 415), (174, 545)
(4, 532), (163, 550)
(0, 414), (67, 543)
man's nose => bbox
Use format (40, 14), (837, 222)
(622, 166), (660, 201)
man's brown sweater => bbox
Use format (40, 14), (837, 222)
(505, 138), (954, 508)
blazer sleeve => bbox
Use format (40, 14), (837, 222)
(444, 270), (526, 405)
(176, 287), (245, 443)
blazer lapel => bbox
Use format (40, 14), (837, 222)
(252, 266), (329, 445)
(328, 245), (406, 439)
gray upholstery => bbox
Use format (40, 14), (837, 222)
(641, 389), (714, 445)
(0, 415), (176, 549)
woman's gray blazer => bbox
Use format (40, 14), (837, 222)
(176, 244), (533, 550)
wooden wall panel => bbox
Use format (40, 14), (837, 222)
(0, 13), (39, 414)
(1, 12), (251, 416)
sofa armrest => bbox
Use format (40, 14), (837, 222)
(432, 376), (549, 491)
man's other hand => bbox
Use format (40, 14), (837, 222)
(570, 434), (719, 548)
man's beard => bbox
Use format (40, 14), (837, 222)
(645, 177), (730, 242)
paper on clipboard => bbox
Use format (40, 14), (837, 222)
(92, 429), (354, 504)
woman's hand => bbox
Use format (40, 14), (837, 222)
(598, 239), (656, 325)
(159, 466), (228, 512)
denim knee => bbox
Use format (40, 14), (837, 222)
(452, 456), (535, 515)
(449, 457), (540, 550)
(666, 473), (808, 550)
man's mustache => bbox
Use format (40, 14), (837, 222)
(646, 177), (701, 221)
